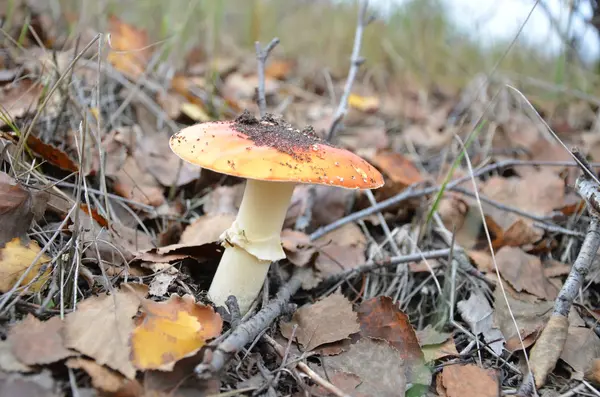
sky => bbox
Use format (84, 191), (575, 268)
(373, 0), (600, 62)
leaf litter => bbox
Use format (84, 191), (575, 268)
(2, 3), (600, 397)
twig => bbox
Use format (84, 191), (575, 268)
(255, 38), (280, 117)
(262, 333), (351, 397)
(195, 267), (309, 378)
(315, 248), (455, 288)
(326, 0), (370, 142)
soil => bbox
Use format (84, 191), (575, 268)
(233, 110), (335, 161)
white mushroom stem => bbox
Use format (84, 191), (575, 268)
(208, 179), (296, 314)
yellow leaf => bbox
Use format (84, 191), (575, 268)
(131, 294), (223, 371)
(181, 102), (211, 122)
(348, 93), (380, 113)
(0, 238), (51, 293)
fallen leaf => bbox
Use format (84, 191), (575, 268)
(181, 102), (211, 122)
(285, 184), (354, 230)
(0, 79), (42, 127)
(457, 292), (504, 355)
(265, 59), (295, 80)
(417, 326), (458, 362)
(313, 223), (367, 279)
(438, 364), (498, 397)
(8, 315), (75, 365)
(495, 246), (558, 300)
(131, 294), (223, 371)
(585, 359), (600, 385)
(106, 15), (151, 79)
(0, 237), (52, 293)
(66, 358), (142, 395)
(133, 242), (223, 265)
(203, 184), (244, 215)
(529, 314), (569, 388)
(0, 341), (32, 373)
(179, 214), (236, 246)
(0, 370), (59, 397)
(493, 285), (553, 352)
(63, 283), (149, 379)
(25, 134), (79, 172)
(0, 172), (48, 247)
(311, 371), (362, 396)
(317, 338), (407, 397)
(148, 271), (177, 297)
(560, 326), (600, 377)
(371, 150), (423, 189)
(280, 291), (359, 352)
(281, 229), (317, 267)
(110, 156), (165, 207)
(348, 93), (380, 113)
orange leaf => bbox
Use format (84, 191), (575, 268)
(130, 294), (223, 371)
(106, 15), (151, 79)
(371, 151), (423, 188)
(265, 60), (295, 80)
(25, 134), (79, 172)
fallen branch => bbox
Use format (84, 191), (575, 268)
(195, 267), (309, 378)
(519, 155), (600, 393)
(255, 38), (280, 117)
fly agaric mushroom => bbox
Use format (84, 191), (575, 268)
(169, 111), (384, 314)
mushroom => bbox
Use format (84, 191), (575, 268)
(169, 111), (384, 314)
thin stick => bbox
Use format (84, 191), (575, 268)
(195, 267), (309, 378)
(263, 334), (351, 397)
(255, 38), (280, 117)
(326, 0), (369, 142)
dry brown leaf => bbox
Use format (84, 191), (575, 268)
(0, 370), (59, 397)
(106, 15), (151, 79)
(280, 229), (317, 267)
(66, 358), (142, 395)
(0, 172), (48, 247)
(8, 315), (74, 365)
(131, 294), (223, 371)
(0, 79), (42, 127)
(0, 341), (32, 373)
(280, 291), (359, 352)
(318, 338), (407, 397)
(495, 246), (558, 300)
(63, 283), (149, 379)
(457, 292), (504, 355)
(310, 371), (362, 396)
(371, 150), (423, 189)
(439, 364), (498, 397)
(313, 223), (367, 278)
(111, 156), (165, 207)
(0, 237), (52, 293)
(265, 59), (295, 80)
(492, 285), (553, 352)
(203, 184), (244, 215)
(529, 314), (569, 388)
(25, 134), (79, 172)
(417, 326), (458, 362)
(585, 359), (600, 385)
(133, 242), (223, 266)
(179, 214), (236, 246)
(285, 184), (354, 230)
(560, 326), (600, 377)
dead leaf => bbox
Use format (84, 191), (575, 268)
(495, 246), (558, 300)
(317, 338), (407, 397)
(63, 283), (149, 379)
(280, 291), (359, 352)
(0, 237), (52, 293)
(560, 326), (600, 377)
(66, 357), (142, 395)
(131, 294), (223, 371)
(0, 370), (59, 397)
(133, 242), (223, 265)
(313, 223), (367, 279)
(285, 184), (354, 230)
(265, 59), (295, 80)
(281, 229), (317, 267)
(311, 371), (362, 396)
(438, 364), (498, 397)
(493, 285), (553, 352)
(0, 172), (48, 247)
(0, 341), (32, 373)
(348, 93), (379, 113)
(457, 292), (504, 355)
(529, 314), (569, 388)
(106, 15), (151, 79)
(417, 326), (458, 362)
(179, 214), (235, 246)
(25, 134), (79, 172)
(110, 156), (165, 207)
(8, 315), (74, 365)
(0, 79), (42, 127)
(203, 184), (244, 215)
(371, 150), (423, 189)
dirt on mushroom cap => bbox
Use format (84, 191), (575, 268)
(169, 111), (384, 189)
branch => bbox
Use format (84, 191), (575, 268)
(195, 267), (309, 378)
(255, 38), (280, 117)
(326, 0), (370, 142)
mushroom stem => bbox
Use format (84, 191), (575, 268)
(208, 179), (296, 314)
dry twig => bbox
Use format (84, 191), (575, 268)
(255, 38), (280, 117)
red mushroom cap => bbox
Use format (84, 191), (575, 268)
(169, 111), (384, 189)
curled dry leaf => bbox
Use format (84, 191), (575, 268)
(8, 315), (75, 366)
(280, 290), (359, 352)
(130, 294), (223, 371)
(63, 283), (149, 379)
(0, 171), (48, 247)
(495, 246), (558, 300)
(438, 364), (498, 397)
(0, 237), (52, 294)
(179, 213), (236, 246)
(529, 314), (569, 388)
